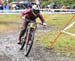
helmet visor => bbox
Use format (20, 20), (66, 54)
(33, 9), (40, 14)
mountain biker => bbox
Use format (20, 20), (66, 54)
(18, 4), (47, 44)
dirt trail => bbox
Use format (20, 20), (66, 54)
(0, 22), (75, 61)
(0, 30), (75, 61)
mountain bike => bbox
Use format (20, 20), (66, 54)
(20, 21), (37, 57)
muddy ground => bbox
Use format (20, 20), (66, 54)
(0, 22), (75, 61)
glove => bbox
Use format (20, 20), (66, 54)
(22, 16), (25, 20)
(42, 22), (47, 26)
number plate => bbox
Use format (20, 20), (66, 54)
(29, 23), (37, 29)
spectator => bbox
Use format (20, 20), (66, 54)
(0, 0), (2, 4)
(0, 4), (3, 10)
(72, 6), (75, 9)
(61, 5), (67, 12)
(3, 3), (9, 10)
(3, 3), (10, 12)
(15, 3), (20, 10)
(61, 5), (67, 9)
(0, 0), (3, 10)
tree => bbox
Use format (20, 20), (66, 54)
(41, 0), (51, 8)
(41, 0), (75, 8)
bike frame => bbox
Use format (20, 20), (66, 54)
(20, 21), (37, 56)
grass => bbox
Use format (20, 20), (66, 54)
(0, 14), (21, 21)
(36, 13), (75, 55)
(0, 14), (21, 33)
(0, 13), (75, 55)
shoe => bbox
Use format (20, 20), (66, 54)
(17, 41), (22, 45)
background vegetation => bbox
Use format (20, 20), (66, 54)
(23, 0), (75, 7)
(4, 0), (75, 8)
(41, 0), (75, 7)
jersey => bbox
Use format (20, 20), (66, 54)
(20, 8), (45, 23)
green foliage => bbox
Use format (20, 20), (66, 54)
(3, 0), (14, 3)
(9, 0), (14, 3)
(41, 0), (75, 7)
(41, 0), (51, 7)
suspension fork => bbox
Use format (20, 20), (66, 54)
(25, 28), (30, 44)
(25, 28), (34, 43)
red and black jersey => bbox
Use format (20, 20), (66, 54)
(20, 8), (45, 23)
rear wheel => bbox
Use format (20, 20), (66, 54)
(20, 41), (25, 50)
(20, 28), (28, 50)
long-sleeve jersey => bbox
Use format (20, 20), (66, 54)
(20, 8), (45, 23)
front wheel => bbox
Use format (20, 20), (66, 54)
(25, 28), (35, 57)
